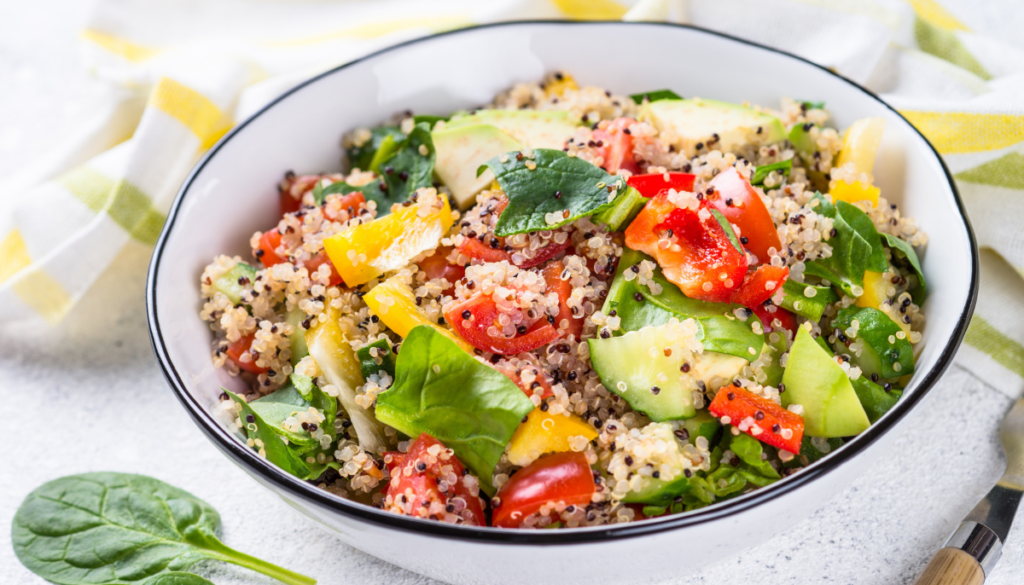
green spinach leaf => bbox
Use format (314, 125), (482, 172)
(317, 124), (435, 213)
(346, 126), (404, 172)
(750, 159), (792, 186)
(805, 192), (886, 292)
(12, 473), (315, 585)
(412, 114), (448, 128)
(478, 148), (626, 236)
(143, 574), (213, 585)
(357, 338), (397, 380)
(375, 326), (534, 485)
(779, 279), (838, 321)
(882, 233), (927, 303)
(629, 89), (683, 104)
(728, 433), (780, 480)
(799, 100), (826, 110)
(250, 384), (321, 449)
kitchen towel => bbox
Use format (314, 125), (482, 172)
(0, 0), (1021, 397)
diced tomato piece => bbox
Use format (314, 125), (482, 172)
(541, 261), (584, 340)
(383, 434), (485, 526)
(417, 247), (466, 297)
(457, 236), (511, 264)
(492, 451), (595, 529)
(706, 167), (783, 263)
(281, 190), (303, 216)
(493, 362), (555, 400)
(708, 386), (804, 454)
(444, 294), (560, 356)
(730, 265), (789, 308)
(226, 333), (268, 374)
(322, 192), (366, 222)
(518, 239), (573, 269)
(493, 193), (509, 216)
(752, 305), (797, 336)
(592, 117), (640, 175)
(256, 228), (287, 267)
(279, 174), (321, 216)
(626, 194), (748, 303)
(302, 252), (344, 287)
(627, 172), (696, 198)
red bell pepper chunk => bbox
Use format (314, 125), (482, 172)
(226, 333), (268, 374)
(708, 386), (804, 454)
(444, 294), (560, 356)
(493, 362), (555, 400)
(383, 434), (486, 526)
(730, 265), (789, 308)
(592, 117), (640, 175)
(256, 228), (288, 267)
(705, 167), (783, 264)
(322, 192), (367, 222)
(541, 261), (584, 340)
(302, 251), (344, 287)
(492, 451), (595, 528)
(627, 172), (696, 198)
(457, 236), (511, 264)
(752, 305), (797, 336)
(625, 193), (748, 303)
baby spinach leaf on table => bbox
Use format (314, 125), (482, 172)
(12, 472), (315, 585)
(356, 337), (397, 380)
(142, 573), (213, 585)
(375, 326), (535, 486)
(316, 124), (436, 213)
(629, 89), (682, 104)
(882, 232), (927, 304)
(478, 148), (626, 236)
(750, 159), (792, 186)
(346, 126), (404, 172)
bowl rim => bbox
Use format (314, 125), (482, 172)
(146, 19), (979, 544)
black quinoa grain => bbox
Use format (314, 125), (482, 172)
(633, 292), (644, 302)
(246, 414), (255, 423)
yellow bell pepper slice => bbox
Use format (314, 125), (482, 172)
(856, 270), (912, 336)
(364, 275), (473, 353)
(835, 117), (885, 176)
(545, 72), (579, 97)
(506, 409), (598, 467)
(323, 190), (453, 287)
(831, 180), (880, 207)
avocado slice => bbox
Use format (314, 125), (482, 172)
(642, 98), (786, 153)
(781, 327), (870, 438)
(445, 109), (580, 150)
(431, 124), (522, 208)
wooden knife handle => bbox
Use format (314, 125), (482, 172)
(915, 548), (985, 585)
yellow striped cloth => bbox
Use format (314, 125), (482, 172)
(1, 0), (1021, 396)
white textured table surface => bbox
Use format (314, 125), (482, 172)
(3, 3), (1024, 585)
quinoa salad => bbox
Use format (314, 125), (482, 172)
(200, 72), (927, 529)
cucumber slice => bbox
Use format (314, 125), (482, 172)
(603, 249), (764, 361)
(285, 308), (309, 366)
(680, 410), (721, 444)
(212, 261), (257, 306)
(593, 186), (646, 231)
(788, 123), (817, 156)
(831, 306), (914, 380)
(588, 323), (699, 421)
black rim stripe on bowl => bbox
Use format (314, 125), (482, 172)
(146, 20), (979, 544)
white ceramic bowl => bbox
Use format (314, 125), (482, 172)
(147, 21), (978, 585)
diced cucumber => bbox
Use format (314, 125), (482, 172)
(788, 123), (817, 156)
(285, 308), (309, 366)
(212, 261), (257, 306)
(592, 186), (646, 231)
(830, 306), (914, 380)
(588, 323), (699, 421)
(603, 249), (764, 361)
(622, 475), (694, 506)
(643, 98), (786, 153)
(780, 279), (838, 321)
(680, 410), (721, 444)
